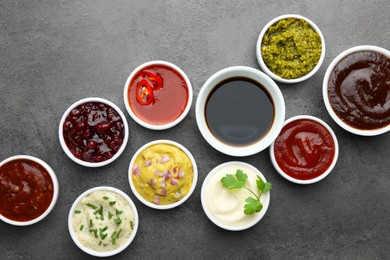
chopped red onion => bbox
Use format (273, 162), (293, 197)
(170, 178), (178, 185)
(160, 155), (170, 163)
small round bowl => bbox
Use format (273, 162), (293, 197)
(59, 97), (129, 167)
(0, 155), (59, 226)
(123, 60), (193, 130)
(201, 161), (270, 231)
(128, 140), (198, 210)
(270, 115), (339, 184)
(68, 186), (139, 257)
(257, 14), (326, 84)
(196, 66), (285, 157)
(323, 45), (390, 136)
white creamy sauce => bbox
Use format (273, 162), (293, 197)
(203, 164), (267, 227)
(72, 190), (134, 252)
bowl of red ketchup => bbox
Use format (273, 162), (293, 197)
(0, 155), (59, 225)
(123, 61), (193, 130)
(270, 115), (339, 184)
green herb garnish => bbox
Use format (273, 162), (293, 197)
(130, 221), (134, 230)
(99, 241), (102, 246)
(114, 218), (122, 226)
(74, 210), (81, 214)
(108, 211), (113, 220)
(89, 219), (94, 227)
(103, 196), (109, 200)
(109, 201), (116, 206)
(221, 169), (272, 215)
(87, 203), (98, 209)
(116, 229), (122, 239)
(116, 209), (123, 215)
(79, 225), (84, 231)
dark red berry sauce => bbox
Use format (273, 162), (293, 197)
(62, 102), (125, 163)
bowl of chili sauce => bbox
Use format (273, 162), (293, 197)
(0, 155), (59, 226)
(123, 61), (193, 130)
(59, 97), (129, 167)
(270, 115), (339, 184)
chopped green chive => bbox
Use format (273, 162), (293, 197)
(79, 225), (84, 231)
(74, 210), (81, 214)
(130, 221), (134, 230)
(101, 226), (108, 233)
(93, 230), (98, 238)
(89, 219), (93, 227)
(103, 196), (109, 200)
(116, 209), (123, 215)
(98, 241), (102, 246)
(114, 218), (122, 226)
(108, 211), (113, 220)
(87, 203), (98, 209)
(112, 238), (116, 245)
(101, 233), (108, 240)
(109, 201), (116, 206)
(110, 231), (117, 239)
(116, 229), (122, 239)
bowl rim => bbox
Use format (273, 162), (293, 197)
(58, 97), (129, 167)
(256, 14), (326, 84)
(195, 65), (285, 157)
(68, 186), (139, 257)
(123, 60), (193, 130)
(322, 45), (390, 136)
(269, 115), (339, 184)
(128, 139), (198, 210)
(200, 161), (270, 231)
(0, 155), (59, 226)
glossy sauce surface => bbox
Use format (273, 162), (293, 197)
(63, 102), (125, 163)
(0, 159), (54, 221)
(328, 51), (390, 130)
(205, 77), (274, 147)
(128, 65), (189, 125)
(273, 119), (335, 180)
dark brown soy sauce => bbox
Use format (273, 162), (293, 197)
(205, 77), (275, 147)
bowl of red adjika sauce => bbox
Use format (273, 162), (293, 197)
(59, 97), (129, 167)
(323, 45), (390, 136)
(124, 61), (193, 130)
(0, 155), (59, 225)
(270, 115), (339, 184)
(196, 66), (285, 157)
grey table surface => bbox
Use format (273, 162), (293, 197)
(1, 0), (389, 259)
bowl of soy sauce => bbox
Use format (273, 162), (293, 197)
(195, 66), (285, 157)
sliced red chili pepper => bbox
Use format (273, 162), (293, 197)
(136, 79), (155, 106)
(141, 71), (163, 90)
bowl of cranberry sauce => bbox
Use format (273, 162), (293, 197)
(123, 60), (193, 130)
(59, 97), (129, 167)
(0, 155), (59, 226)
(270, 115), (339, 184)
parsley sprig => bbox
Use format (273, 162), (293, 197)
(221, 169), (272, 215)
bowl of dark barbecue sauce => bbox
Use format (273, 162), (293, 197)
(323, 45), (390, 136)
(196, 66), (285, 156)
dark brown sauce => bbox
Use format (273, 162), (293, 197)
(205, 77), (274, 147)
(328, 51), (390, 130)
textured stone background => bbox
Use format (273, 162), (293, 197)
(1, 0), (390, 259)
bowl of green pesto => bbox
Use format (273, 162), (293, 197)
(256, 14), (325, 84)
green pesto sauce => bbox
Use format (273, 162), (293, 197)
(261, 18), (322, 79)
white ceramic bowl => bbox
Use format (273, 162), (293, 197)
(68, 186), (139, 257)
(201, 161), (270, 231)
(196, 66), (285, 157)
(270, 115), (339, 184)
(323, 45), (390, 136)
(0, 155), (59, 226)
(123, 60), (193, 130)
(59, 97), (129, 167)
(257, 14), (326, 84)
(128, 140), (198, 210)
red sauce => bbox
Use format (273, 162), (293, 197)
(128, 64), (189, 125)
(63, 102), (125, 163)
(328, 51), (390, 130)
(0, 159), (54, 221)
(273, 119), (336, 180)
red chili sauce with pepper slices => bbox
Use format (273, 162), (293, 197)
(0, 159), (54, 221)
(328, 51), (390, 130)
(273, 119), (336, 180)
(128, 65), (189, 125)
